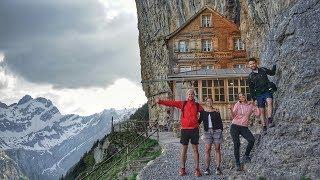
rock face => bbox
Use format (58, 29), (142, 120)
(135, 0), (320, 178)
(135, 0), (240, 125)
(0, 95), (135, 179)
(0, 149), (25, 180)
(239, 0), (320, 178)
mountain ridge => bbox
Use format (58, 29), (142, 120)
(0, 95), (135, 179)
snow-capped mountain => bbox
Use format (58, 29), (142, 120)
(0, 95), (135, 180)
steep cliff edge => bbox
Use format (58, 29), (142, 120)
(240, 0), (320, 177)
(136, 0), (319, 178)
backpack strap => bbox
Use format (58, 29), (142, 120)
(196, 102), (199, 112)
(182, 101), (187, 118)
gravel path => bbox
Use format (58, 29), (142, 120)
(137, 128), (261, 180)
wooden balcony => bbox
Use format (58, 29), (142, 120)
(174, 50), (246, 61)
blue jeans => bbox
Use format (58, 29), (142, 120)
(256, 92), (273, 108)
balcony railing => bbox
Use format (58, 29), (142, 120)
(174, 51), (246, 60)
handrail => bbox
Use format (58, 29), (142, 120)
(96, 128), (158, 180)
(77, 120), (159, 180)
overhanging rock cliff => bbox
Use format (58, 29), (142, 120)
(135, 0), (319, 178)
(135, 0), (240, 125)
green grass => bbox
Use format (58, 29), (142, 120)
(257, 176), (266, 180)
(74, 131), (161, 180)
(125, 172), (138, 180)
(300, 177), (311, 180)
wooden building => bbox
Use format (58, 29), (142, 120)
(166, 6), (254, 120)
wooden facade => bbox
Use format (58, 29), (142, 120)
(166, 6), (255, 120)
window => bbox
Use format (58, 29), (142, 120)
(202, 39), (212, 52)
(179, 41), (189, 52)
(214, 80), (225, 102)
(201, 14), (211, 27)
(240, 79), (251, 100)
(202, 80), (213, 101)
(228, 79), (239, 102)
(234, 64), (246, 68)
(180, 65), (192, 72)
(227, 78), (250, 102)
(234, 38), (245, 51)
(191, 81), (199, 100)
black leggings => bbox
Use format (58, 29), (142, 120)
(230, 124), (255, 165)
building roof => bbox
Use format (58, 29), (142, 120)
(166, 5), (239, 40)
(168, 68), (251, 80)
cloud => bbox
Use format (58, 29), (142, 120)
(0, 1), (147, 115)
(0, 63), (147, 115)
(0, 0), (140, 89)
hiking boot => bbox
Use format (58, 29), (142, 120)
(179, 168), (186, 176)
(194, 168), (202, 177)
(242, 155), (251, 163)
(216, 167), (222, 175)
(236, 164), (243, 171)
(204, 168), (211, 175)
(269, 123), (275, 128)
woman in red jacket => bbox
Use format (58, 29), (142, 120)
(156, 89), (203, 177)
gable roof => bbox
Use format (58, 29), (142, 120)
(166, 5), (239, 40)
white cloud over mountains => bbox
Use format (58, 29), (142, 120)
(0, 0), (147, 115)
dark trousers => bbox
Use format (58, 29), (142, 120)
(230, 124), (255, 165)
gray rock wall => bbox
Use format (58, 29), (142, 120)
(135, 0), (240, 125)
(136, 0), (320, 178)
(240, 0), (320, 177)
(0, 149), (25, 180)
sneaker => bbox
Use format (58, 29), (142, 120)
(194, 168), (202, 177)
(268, 117), (275, 128)
(269, 123), (275, 128)
(179, 168), (186, 176)
(242, 155), (251, 163)
(204, 168), (211, 175)
(216, 167), (222, 175)
(263, 126), (267, 131)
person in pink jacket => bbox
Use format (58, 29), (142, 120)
(228, 92), (259, 171)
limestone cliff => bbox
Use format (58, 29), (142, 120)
(240, 0), (320, 177)
(135, 0), (240, 125)
(0, 149), (25, 180)
(135, 0), (319, 178)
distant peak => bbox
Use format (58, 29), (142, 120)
(35, 97), (53, 107)
(17, 95), (33, 105)
(0, 101), (8, 108)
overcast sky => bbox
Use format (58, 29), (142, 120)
(0, 0), (147, 115)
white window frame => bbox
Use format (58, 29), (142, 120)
(179, 41), (189, 52)
(234, 64), (246, 68)
(202, 39), (212, 52)
(201, 14), (212, 27)
(234, 38), (245, 51)
(179, 65), (192, 72)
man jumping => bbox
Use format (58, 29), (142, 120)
(248, 57), (276, 132)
